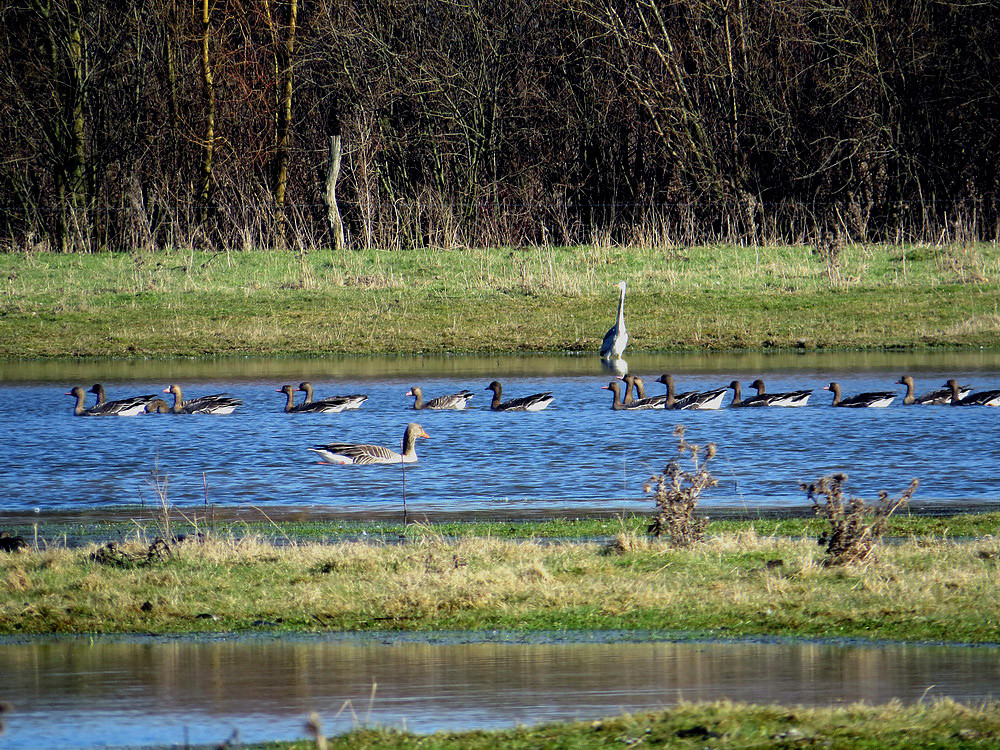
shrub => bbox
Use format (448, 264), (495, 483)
(803, 473), (919, 566)
(645, 425), (716, 546)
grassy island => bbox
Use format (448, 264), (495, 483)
(1, 243), (998, 358)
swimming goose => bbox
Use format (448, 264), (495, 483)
(66, 386), (153, 416)
(600, 280), (628, 361)
(654, 374), (727, 410)
(944, 379), (1000, 406)
(144, 398), (171, 414)
(308, 423), (429, 465)
(619, 374), (667, 409)
(297, 382), (367, 411)
(602, 381), (660, 410)
(733, 379), (812, 407)
(485, 381), (553, 411)
(407, 386), (475, 410)
(86, 384), (160, 416)
(823, 382), (896, 408)
(163, 384), (242, 414)
(277, 385), (350, 413)
(897, 375), (970, 405)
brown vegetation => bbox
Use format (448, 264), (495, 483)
(1, 1), (999, 253)
(644, 425), (715, 546)
(804, 473), (919, 566)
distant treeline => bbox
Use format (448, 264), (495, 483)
(2, 0), (998, 252)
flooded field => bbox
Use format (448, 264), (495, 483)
(1, 351), (999, 516)
(2, 633), (998, 749)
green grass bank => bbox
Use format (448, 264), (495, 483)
(1, 243), (998, 358)
(248, 699), (1000, 749)
(4, 523), (1000, 642)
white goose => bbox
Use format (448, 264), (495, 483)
(163, 384), (242, 414)
(297, 382), (367, 411)
(485, 381), (553, 411)
(407, 386), (475, 410)
(600, 281), (628, 361)
(308, 423), (429, 465)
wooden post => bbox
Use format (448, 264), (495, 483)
(325, 134), (345, 250)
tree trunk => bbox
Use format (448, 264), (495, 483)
(324, 135), (345, 250)
(196, 0), (214, 224)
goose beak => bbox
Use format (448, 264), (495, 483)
(419, 429), (430, 439)
(822, 385), (831, 391)
(405, 389), (413, 396)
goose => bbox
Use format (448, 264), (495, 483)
(86, 384), (160, 416)
(407, 386), (475, 410)
(278, 384), (350, 413)
(654, 374), (727, 410)
(602, 380), (660, 410)
(944, 379), (1000, 406)
(619, 374), (667, 409)
(66, 386), (152, 416)
(897, 375), (971, 405)
(599, 280), (628, 361)
(485, 381), (553, 411)
(308, 423), (429, 465)
(144, 398), (171, 414)
(823, 382), (896, 408)
(731, 379), (812, 407)
(297, 382), (367, 411)
(163, 384), (242, 414)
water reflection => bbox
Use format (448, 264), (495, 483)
(1, 636), (998, 749)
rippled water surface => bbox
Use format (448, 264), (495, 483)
(2, 635), (998, 749)
(1, 351), (999, 515)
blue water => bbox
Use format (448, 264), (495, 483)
(1, 353), (998, 515)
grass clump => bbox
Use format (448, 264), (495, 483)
(805, 473), (919, 566)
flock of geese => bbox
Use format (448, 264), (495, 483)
(60, 280), (997, 465)
(65, 373), (998, 465)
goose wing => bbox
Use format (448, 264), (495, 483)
(182, 394), (243, 414)
(425, 391), (475, 409)
(309, 442), (401, 465)
(88, 394), (159, 416)
(498, 392), (554, 411)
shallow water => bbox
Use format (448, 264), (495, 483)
(1, 634), (998, 749)
(1, 352), (999, 516)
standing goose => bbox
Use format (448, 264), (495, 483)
(163, 384), (242, 414)
(897, 375), (970, 405)
(308, 423), (429, 465)
(407, 386), (475, 410)
(654, 374), (727, 410)
(824, 382), (896, 408)
(485, 381), (553, 411)
(600, 280), (628, 361)
(278, 385), (349, 413)
(736, 379), (812, 407)
(86, 384), (160, 416)
(944, 379), (1000, 406)
(602, 381), (660, 410)
(297, 382), (367, 411)
(619, 374), (667, 409)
